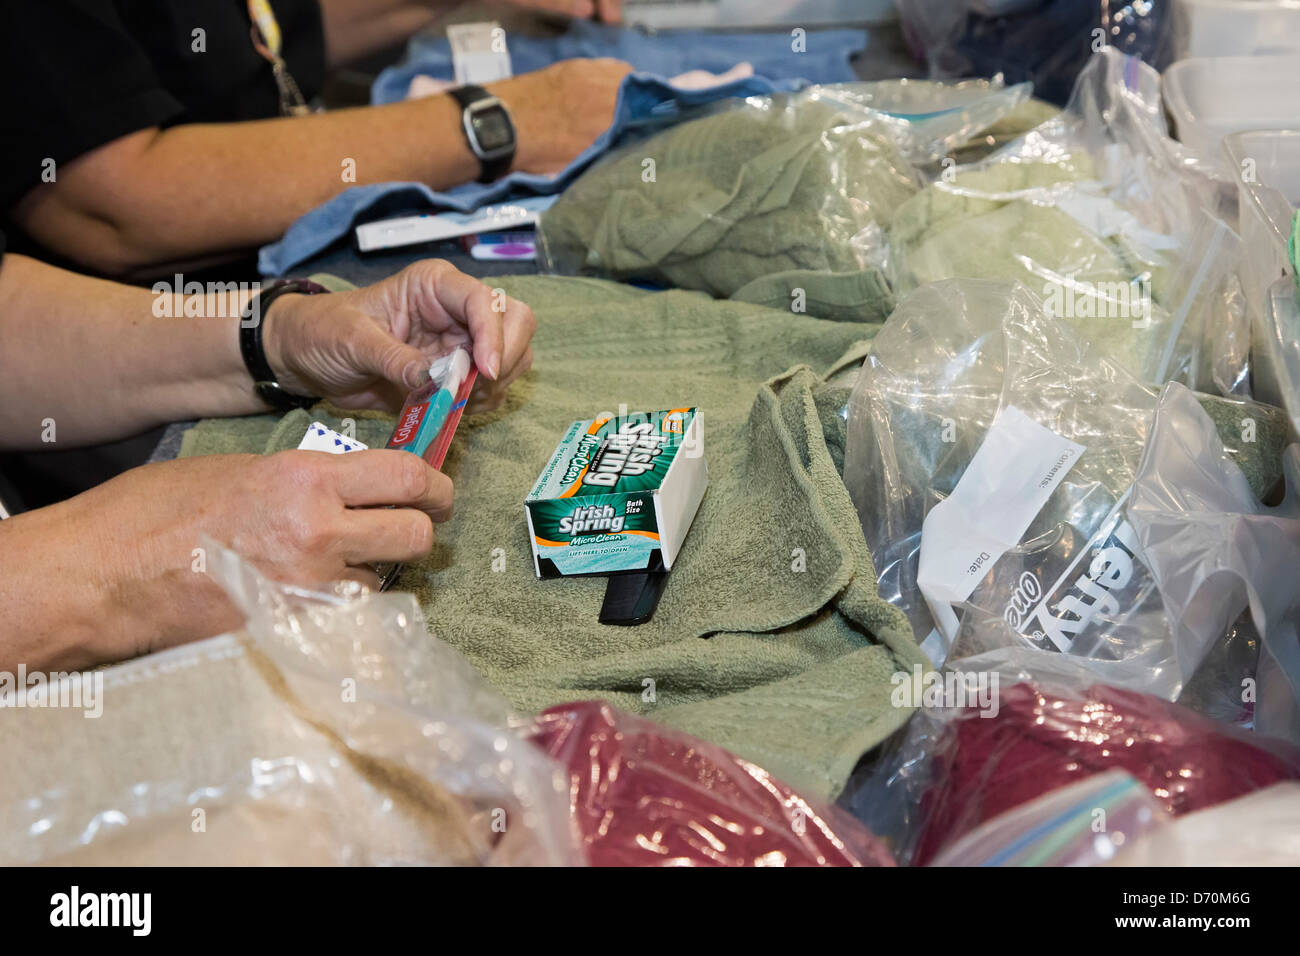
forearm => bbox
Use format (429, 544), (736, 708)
(0, 253), (267, 449)
(319, 0), (445, 67)
(0, 460), (248, 673)
(15, 96), (479, 276)
(0, 498), (136, 672)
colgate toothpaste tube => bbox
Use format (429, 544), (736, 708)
(386, 348), (477, 469)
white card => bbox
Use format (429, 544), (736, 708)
(298, 422), (368, 455)
(916, 405), (1086, 646)
(447, 22), (512, 86)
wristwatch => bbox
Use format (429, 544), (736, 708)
(239, 278), (328, 412)
(449, 84), (517, 183)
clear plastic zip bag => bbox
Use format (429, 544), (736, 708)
(842, 278), (1290, 707)
(0, 540), (578, 866)
(882, 48), (1247, 394)
(1128, 381), (1300, 743)
(536, 84), (923, 308)
(842, 647), (1300, 865)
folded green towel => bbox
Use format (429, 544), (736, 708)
(948, 97), (1061, 166)
(180, 276), (927, 799)
(730, 269), (896, 325)
(536, 90), (917, 320)
(888, 160), (1185, 379)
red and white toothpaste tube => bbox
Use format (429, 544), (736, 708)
(386, 348), (477, 469)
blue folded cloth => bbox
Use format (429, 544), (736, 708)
(371, 20), (866, 104)
(259, 72), (801, 275)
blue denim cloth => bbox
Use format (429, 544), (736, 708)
(370, 20), (866, 104)
(258, 72), (805, 275)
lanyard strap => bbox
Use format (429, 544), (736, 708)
(246, 0), (310, 116)
(247, 0), (283, 59)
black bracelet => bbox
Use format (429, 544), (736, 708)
(239, 279), (328, 412)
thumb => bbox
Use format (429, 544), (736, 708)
(349, 321), (429, 391)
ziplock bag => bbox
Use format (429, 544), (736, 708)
(526, 701), (895, 867)
(928, 770), (1168, 867)
(842, 278), (1290, 703)
(0, 541), (578, 866)
(1109, 783), (1300, 866)
(1128, 380), (1300, 742)
(883, 48), (1246, 393)
(536, 84), (922, 316)
(847, 647), (1300, 865)
(837, 76), (1032, 167)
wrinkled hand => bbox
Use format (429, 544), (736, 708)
(492, 58), (634, 176)
(263, 259), (535, 414)
(63, 450), (454, 665)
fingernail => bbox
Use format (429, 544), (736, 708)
(487, 354), (501, 380)
(404, 360), (429, 388)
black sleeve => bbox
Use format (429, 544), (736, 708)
(0, 0), (185, 213)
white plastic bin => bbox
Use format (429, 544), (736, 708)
(1173, 0), (1300, 59)
(1163, 55), (1300, 159)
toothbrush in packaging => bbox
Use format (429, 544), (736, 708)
(386, 347), (477, 468)
(376, 347), (477, 589)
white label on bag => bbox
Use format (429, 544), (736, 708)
(917, 405), (1085, 646)
(447, 22), (512, 85)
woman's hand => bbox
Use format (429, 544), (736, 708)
(262, 259), (536, 414)
(0, 449), (454, 672)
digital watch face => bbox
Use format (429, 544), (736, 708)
(467, 102), (514, 156)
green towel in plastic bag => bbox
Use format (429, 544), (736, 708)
(537, 87), (920, 319)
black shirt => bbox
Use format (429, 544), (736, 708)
(0, 0), (326, 214)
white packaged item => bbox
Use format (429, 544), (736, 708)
(1110, 783), (1300, 866)
(0, 541), (579, 866)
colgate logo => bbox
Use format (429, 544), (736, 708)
(389, 402), (427, 447)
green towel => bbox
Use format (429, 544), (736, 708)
(888, 159), (1184, 379)
(730, 269), (896, 325)
(536, 90), (917, 319)
(947, 97), (1061, 166)
(180, 276), (927, 799)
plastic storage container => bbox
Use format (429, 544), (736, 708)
(1172, 0), (1300, 60)
(1162, 55), (1300, 158)
(1223, 129), (1300, 418)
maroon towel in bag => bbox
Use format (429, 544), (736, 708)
(914, 682), (1300, 864)
(528, 701), (895, 867)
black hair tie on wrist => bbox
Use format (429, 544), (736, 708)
(239, 278), (329, 412)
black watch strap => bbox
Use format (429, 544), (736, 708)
(449, 83), (516, 183)
(240, 279), (328, 412)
